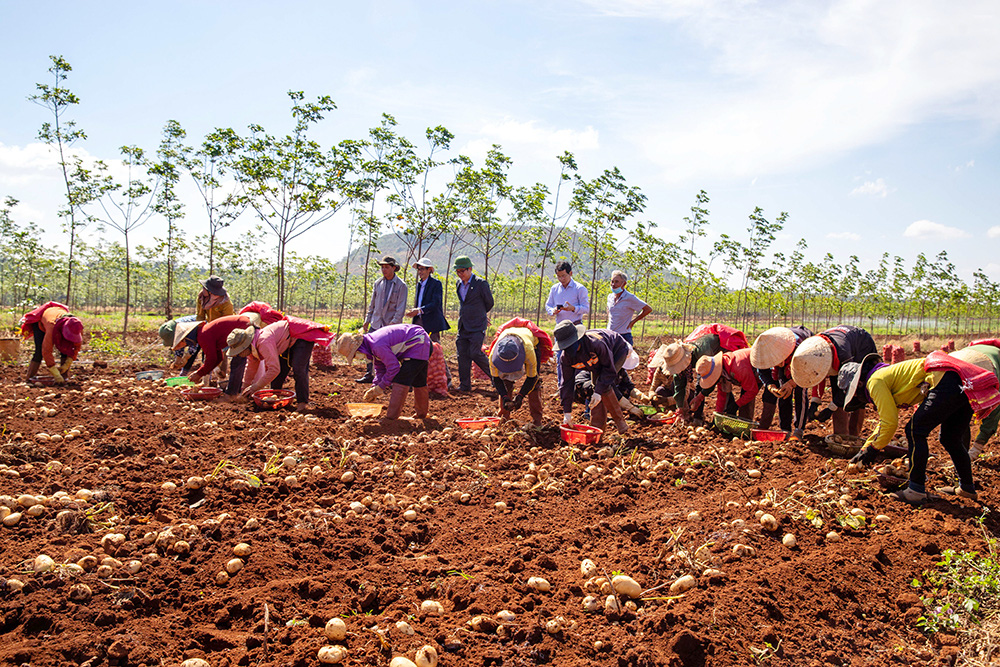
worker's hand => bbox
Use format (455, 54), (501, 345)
(589, 392), (603, 409)
(562, 412), (573, 426)
(816, 405), (834, 422)
(776, 382), (794, 400)
(805, 398), (821, 422)
(188, 372), (203, 385)
(512, 394), (524, 410)
(58, 360), (72, 375)
(615, 419), (630, 435)
(363, 385), (384, 402)
(47, 365), (65, 385)
(850, 446), (879, 467)
(498, 405), (511, 420)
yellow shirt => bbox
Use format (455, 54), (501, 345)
(865, 359), (945, 450)
(488, 328), (538, 378)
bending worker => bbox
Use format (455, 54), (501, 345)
(338, 323), (432, 421)
(20, 301), (84, 384)
(840, 351), (1000, 504)
(487, 318), (553, 426)
(555, 321), (630, 435)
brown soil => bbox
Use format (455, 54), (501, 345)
(0, 340), (995, 667)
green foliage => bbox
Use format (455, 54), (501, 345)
(87, 330), (126, 356)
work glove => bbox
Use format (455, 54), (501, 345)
(58, 359), (72, 375)
(815, 405), (834, 422)
(850, 446), (879, 467)
(615, 419), (630, 435)
(363, 385), (384, 402)
(589, 392), (603, 409)
(502, 397), (515, 412)
(512, 394), (524, 410)
(619, 396), (643, 417)
(805, 398), (821, 422)
(563, 412), (573, 426)
(47, 365), (65, 385)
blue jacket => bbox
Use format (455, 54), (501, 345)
(412, 276), (450, 333)
(456, 273), (494, 334)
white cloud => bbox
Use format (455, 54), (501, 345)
(850, 178), (889, 198)
(462, 117), (599, 163)
(953, 159), (975, 173)
(988, 226), (1000, 238)
(984, 263), (1000, 281)
(826, 231), (861, 241)
(903, 219), (970, 239)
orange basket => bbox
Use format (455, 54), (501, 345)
(28, 375), (56, 386)
(456, 416), (502, 429)
(750, 428), (787, 442)
(648, 413), (677, 425)
(346, 402), (382, 418)
(181, 386), (223, 401)
(252, 389), (296, 409)
(560, 423), (603, 444)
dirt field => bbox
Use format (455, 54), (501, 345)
(0, 335), (996, 667)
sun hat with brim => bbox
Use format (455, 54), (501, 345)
(837, 352), (882, 411)
(336, 332), (363, 364)
(951, 347), (996, 374)
(649, 344), (670, 370)
(790, 335), (833, 388)
(378, 255), (400, 269)
(696, 352), (724, 389)
(200, 276), (226, 296)
(453, 255), (473, 270)
(59, 316), (84, 344)
(664, 342), (694, 376)
(158, 320), (178, 347)
(492, 335), (525, 374)
(553, 321), (586, 351)
(412, 257), (434, 270)
(172, 320), (201, 350)
(750, 327), (797, 369)
(226, 326), (257, 358)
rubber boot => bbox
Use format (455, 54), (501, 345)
(385, 383), (410, 420)
(831, 407), (850, 436)
(25, 360), (40, 381)
(758, 401), (776, 431)
(413, 386), (429, 418)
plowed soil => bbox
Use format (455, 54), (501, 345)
(0, 338), (996, 667)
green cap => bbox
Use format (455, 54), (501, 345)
(453, 255), (473, 270)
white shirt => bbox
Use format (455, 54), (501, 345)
(545, 279), (589, 324)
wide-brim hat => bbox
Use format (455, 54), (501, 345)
(226, 326), (257, 358)
(59, 316), (84, 344)
(172, 320), (201, 350)
(951, 348), (996, 374)
(412, 257), (434, 270)
(790, 335), (833, 388)
(492, 335), (525, 374)
(750, 327), (797, 369)
(649, 344), (670, 370)
(453, 255), (473, 270)
(337, 332), (363, 364)
(378, 255), (400, 269)
(554, 321), (586, 351)
(696, 352), (724, 389)
(200, 276), (226, 296)
(837, 352), (882, 410)
(664, 342), (694, 376)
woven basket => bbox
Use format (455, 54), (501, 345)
(712, 413), (758, 438)
(824, 434), (864, 456)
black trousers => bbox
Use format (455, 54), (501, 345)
(904, 371), (974, 493)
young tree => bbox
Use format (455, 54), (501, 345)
(454, 145), (515, 283)
(150, 121), (187, 319)
(571, 167), (647, 328)
(29, 55), (95, 306)
(231, 91), (351, 310)
(677, 191), (710, 332)
(529, 151), (578, 321)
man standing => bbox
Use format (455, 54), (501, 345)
(544, 261), (589, 385)
(358, 255), (408, 383)
(453, 255), (494, 392)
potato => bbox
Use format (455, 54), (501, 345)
(611, 575), (642, 599)
(317, 645), (347, 664)
(33, 554), (55, 572)
(782, 533), (797, 548)
(414, 645), (438, 667)
(420, 599), (443, 616)
(527, 576), (551, 593)
(760, 514), (778, 531)
(669, 574), (696, 594)
(580, 558), (597, 578)
(324, 617), (347, 641)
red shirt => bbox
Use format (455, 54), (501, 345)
(193, 315), (255, 377)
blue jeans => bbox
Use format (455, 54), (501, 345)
(621, 332), (634, 346)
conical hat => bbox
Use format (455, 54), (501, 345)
(172, 320), (201, 349)
(750, 327), (797, 369)
(790, 335), (833, 388)
(664, 342), (694, 375)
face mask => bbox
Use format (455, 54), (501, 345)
(612, 287), (624, 294)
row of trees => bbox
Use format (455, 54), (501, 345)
(5, 55), (997, 341)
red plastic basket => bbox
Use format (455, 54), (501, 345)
(750, 428), (787, 442)
(252, 389), (296, 409)
(560, 424), (603, 444)
(456, 416), (502, 429)
(28, 375), (56, 386)
(180, 386), (223, 401)
(648, 413), (677, 425)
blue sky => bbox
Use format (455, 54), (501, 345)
(1, 0), (999, 284)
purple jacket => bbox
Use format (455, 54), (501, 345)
(358, 324), (431, 390)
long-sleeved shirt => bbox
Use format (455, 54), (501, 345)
(672, 334), (722, 407)
(864, 359), (945, 451)
(192, 314), (255, 378)
(358, 323), (432, 390)
(243, 318), (335, 389)
(559, 329), (629, 412)
(704, 348), (760, 410)
(545, 279), (590, 324)
(364, 276), (408, 330)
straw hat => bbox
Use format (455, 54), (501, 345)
(952, 347), (996, 374)
(226, 326), (256, 358)
(790, 336), (833, 388)
(696, 352), (724, 389)
(649, 344), (670, 370)
(664, 342), (694, 375)
(337, 332), (364, 364)
(750, 327), (797, 369)
(172, 320), (201, 350)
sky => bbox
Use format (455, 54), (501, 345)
(1, 0), (999, 285)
